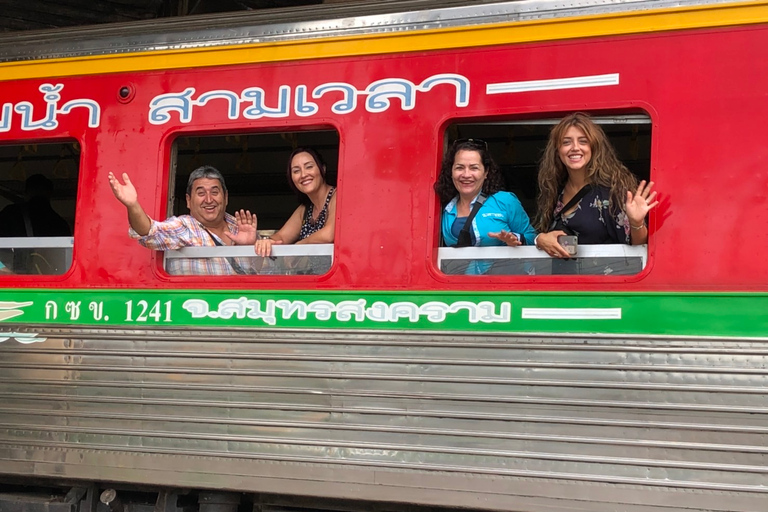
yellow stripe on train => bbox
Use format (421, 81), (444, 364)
(1, 1), (766, 82)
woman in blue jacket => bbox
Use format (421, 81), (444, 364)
(434, 139), (536, 274)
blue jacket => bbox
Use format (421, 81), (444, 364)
(441, 191), (537, 275)
(442, 191), (537, 247)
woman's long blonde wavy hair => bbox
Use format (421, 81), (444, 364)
(534, 112), (638, 232)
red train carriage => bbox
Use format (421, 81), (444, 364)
(0, 1), (767, 511)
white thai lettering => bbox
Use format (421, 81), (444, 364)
(181, 298), (512, 325)
(8, 84), (101, 131)
(148, 73), (472, 124)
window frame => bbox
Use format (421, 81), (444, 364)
(153, 126), (341, 279)
(433, 111), (655, 282)
(0, 138), (80, 278)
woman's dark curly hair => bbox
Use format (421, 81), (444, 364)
(434, 139), (503, 205)
(286, 146), (333, 207)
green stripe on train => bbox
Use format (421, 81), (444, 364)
(0, 290), (763, 338)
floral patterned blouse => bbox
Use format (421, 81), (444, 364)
(552, 185), (630, 244)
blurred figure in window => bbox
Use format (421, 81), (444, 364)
(0, 174), (70, 237)
(0, 174), (70, 274)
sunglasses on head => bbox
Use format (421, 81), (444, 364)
(454, 138), (488, 151)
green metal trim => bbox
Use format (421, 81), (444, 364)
(0, 289), (764, 338)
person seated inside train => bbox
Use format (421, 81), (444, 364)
(108, 165), (258, 275)
(435, 138), (537, 275)
(532, 112), (658, 258)
(253, 147), (336, 258)
(0, 174), (72, 274)
(0, 174), (71, 238)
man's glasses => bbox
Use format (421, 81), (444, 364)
(453, 138), (488, 150)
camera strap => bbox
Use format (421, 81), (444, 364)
(554, 185), (592, 234)
(202, 225), (248, 275)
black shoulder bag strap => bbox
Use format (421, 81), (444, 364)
(455, 193), (487, 247)
(203, 226), (248, 275)
(553, 185), (592, 234)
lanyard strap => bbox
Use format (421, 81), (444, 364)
(455, 193), (487, 247)
(202, 225), (248, 275)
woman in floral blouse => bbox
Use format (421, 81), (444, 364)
(533, 112), (659, 259)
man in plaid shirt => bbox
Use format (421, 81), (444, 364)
(108, 166), (257, 275)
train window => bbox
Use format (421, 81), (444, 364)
(0, 141), (77, 275)
(438, 114), (651, 276)
(165, 130), (339, 276)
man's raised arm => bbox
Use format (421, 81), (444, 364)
(108, 172), (152, 236)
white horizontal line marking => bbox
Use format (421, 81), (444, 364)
(522, 308), (622, 320)
(487, 73), (620, 94)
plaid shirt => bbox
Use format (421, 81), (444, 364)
(130, 214), (254, 275)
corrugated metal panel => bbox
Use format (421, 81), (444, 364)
(0, 325), (766, 511)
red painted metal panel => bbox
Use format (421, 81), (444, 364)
(1, 25), (766, 291)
